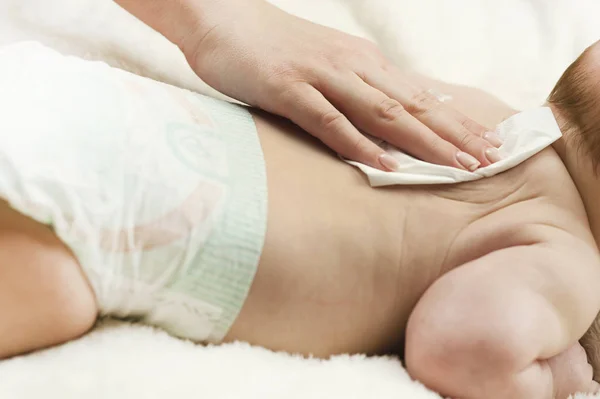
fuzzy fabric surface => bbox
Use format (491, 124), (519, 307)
(2, 1), (600, 398)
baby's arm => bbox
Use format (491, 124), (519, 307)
(405, 230), (600, 399)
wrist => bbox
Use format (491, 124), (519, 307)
(114, 0), (222, 55)
(169, 0), (222, 57)
(178, 0), (273, 67)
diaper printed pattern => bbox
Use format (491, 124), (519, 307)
(0, 42), (268, 342)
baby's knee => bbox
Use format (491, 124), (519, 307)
(3, 247), (98, 358)
(41, 249), (98, 342)
(0, 205), (98, 357)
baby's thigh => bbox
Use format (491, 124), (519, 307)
(0, 201), (97, 358)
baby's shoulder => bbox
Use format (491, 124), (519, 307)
(486, 148), (591, 248)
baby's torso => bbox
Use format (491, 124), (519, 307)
(234, 80), (596, 357)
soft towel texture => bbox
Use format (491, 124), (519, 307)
(2, 0), (600, 398)
(348, 107), (562, 186)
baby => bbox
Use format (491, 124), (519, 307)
(2, 40), (600, 399)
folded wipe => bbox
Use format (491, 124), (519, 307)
(346, 107), (562, 186)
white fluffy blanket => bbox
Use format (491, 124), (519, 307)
(1, 1), (600, 398)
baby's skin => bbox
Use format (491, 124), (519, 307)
(0, 72), (598, 399)
(227, 74), (600, 398)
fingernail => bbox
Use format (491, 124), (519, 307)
(379, 153), (399, 171)
(485, 147), (503, 163)
(483, 131), (503, 148)
(456, 151), (480, 171)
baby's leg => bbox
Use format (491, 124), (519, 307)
(0, 201), (97, 358)
(405, 236), (600, 399)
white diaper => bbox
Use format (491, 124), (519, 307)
(347, 107), (562, 186)
(0, 42), (268, 343)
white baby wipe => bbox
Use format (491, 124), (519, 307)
(346, 107), (563, 186)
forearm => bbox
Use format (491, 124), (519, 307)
(113, 0), (223, 54)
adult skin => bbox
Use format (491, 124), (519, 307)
(114, 0), (503, 171)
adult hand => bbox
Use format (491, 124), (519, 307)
(181, 0), (503, 171)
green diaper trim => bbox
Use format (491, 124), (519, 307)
(167, 96), (267, 342)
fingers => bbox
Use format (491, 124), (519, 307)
(406, 90), (502, 166)
(274, 83), (399, 171)
(363, 66), (503, 167)
(590, 379), (600, 394)
(321, 73), (478, 170)
(268, 63), (502, 172)
(548, 343), (599, 399)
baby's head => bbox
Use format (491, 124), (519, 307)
(547, 40), (600, 247)
(547, 40), (600, 380)
(548, 40), (600, 169)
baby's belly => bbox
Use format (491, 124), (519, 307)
(225, 112), (460, 356)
